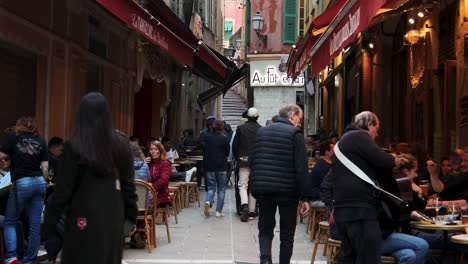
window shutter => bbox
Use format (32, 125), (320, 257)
(283, 0), (297, 44)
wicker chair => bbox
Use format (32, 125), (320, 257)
(134, 179), (156, 253)
(326, 238), (397, 264)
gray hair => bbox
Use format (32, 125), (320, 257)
(352, 111), (379, 130)
(279, 104), (302, 119)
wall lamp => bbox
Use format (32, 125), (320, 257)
(252, 11), (268, 47)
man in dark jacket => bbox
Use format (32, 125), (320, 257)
(250, 104), (311, 264)
(232, 107), (262, 222)
(332, 111), (397, 264)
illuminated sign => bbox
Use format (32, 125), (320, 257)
(250, 60), (305, 87)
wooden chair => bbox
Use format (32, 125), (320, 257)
(308, 206), (328, 240)
(325, 238), (397, 264)
(184, 181), (200, 207)
(168, 186), (179, 224)
(311, 221), (330, 263)
(154, 192), (172, 245)
(134, 179), (156, 253)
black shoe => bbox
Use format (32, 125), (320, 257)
(249, 211), (258, 220)
(260, 257), (272, 264)
(240, 204), (249, 222)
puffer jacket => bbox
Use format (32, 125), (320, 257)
(148, 158), (171, 205)
(133, 159), (150, 182)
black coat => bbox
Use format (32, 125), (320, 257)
(332, 129), (395, 210)
(202, 132), (230, 172)
(250, 118), (309, 198)
(45, 134), (137, 264)
(232, 120), (261, 160)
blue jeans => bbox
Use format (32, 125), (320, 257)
(381, 233), (429, 264)
(205, 171), (227, 213)
(4, 176), (46, 263)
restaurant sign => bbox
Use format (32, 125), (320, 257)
(250, 59), (305, 87)
(130, 14), (169, 50)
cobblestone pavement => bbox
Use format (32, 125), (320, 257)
(122, 184), (327, 264)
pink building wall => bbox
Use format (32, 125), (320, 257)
(250, 0), (292, 54)
(224, 0), (244, 33)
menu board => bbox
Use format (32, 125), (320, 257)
(461, 96), (468, 127)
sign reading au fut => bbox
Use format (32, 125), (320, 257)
(250, 59), (305, 87)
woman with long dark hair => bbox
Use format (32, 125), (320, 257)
(45, 92), (137, 263)
(0, 117), (48, 264)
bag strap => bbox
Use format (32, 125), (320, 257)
(334, 142), (406, 205)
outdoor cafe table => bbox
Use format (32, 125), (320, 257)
(410, 220), (468, 250)
(450, 234), (468, 263)
(188, 156), (203, 161)
(173, 159), (197, 165)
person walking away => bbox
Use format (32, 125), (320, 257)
(250, 104), (311, 264)
(0, 117), (48, 264)
(45, 92), (138, 264)
(201, 120), (230, 217)
(332, 111), (398, 264)
(232, 107), (262, 222)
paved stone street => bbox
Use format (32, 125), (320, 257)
(122, 184), (327, 264)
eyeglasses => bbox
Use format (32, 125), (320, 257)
(0, 158), (9, 162)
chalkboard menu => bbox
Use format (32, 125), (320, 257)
(461, 96), (468, 127)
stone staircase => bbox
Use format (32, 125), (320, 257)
(222, 89), (247, 131)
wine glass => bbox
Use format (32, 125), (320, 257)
(447, 202), (460, 222)
(432, 197), (443, 218)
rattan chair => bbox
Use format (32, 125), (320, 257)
(134, 179), (156, 253)
(325, 238), (397, 264)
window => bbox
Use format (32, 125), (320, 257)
(224, 21), (233, 40)
(283, 0), (298, 43)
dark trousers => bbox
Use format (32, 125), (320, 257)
(257, 196), (298, 264)
(336, 219), (382, 264)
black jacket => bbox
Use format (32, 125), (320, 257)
(332, 129), (395, 210)
(309, 158), (332, 200)
(232, 121), (261, 160)
(45, 133), (137, 264)
(250, 118), (310, 198)
(202, 132), (230, 172)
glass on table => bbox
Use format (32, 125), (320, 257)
(419, 180), (429, 197)
(432, 197), (443, 217)
(462, 207), (468, 227)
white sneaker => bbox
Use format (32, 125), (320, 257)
(216, 212), (224, 218)
(185, 167), (197, 182)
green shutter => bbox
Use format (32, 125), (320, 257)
(245, 0), (251, 48)
(283, 0), (298, 44)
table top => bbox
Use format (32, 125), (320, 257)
(188, 156), (203, 161)
(450, 234), (468, 245)
(410, 220), (468, 231)
(174, 160), (197, 165)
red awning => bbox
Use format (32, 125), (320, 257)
(287, 0), (348, 80)
(95, 0), (226, 78)
(309, 0), (388, 77)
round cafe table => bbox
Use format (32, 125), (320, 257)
(450, 234), (468, 263)
(411, 221), (468, 251)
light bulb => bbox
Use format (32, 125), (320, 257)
(369, 43), (374, 49)
(408, 18), (415, 24)
(417, 12), (424, 18)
